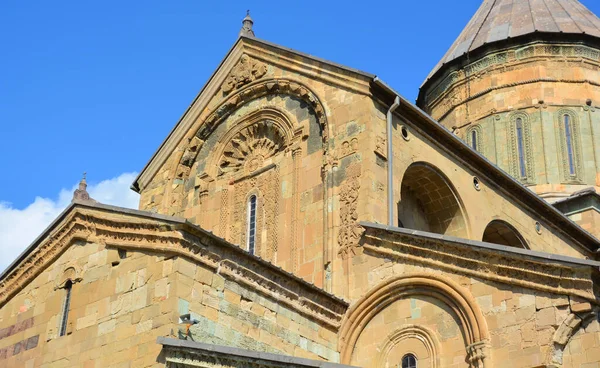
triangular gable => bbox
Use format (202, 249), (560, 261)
(132, 36), (374, 193)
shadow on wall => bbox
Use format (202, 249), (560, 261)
(397, 162), (468, 238)
(482, 220), (528, 249)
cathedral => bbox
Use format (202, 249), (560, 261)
(2, 1), (600, 367)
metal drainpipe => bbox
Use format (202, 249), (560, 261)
(386, 95), (400, 226)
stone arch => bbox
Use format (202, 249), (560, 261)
(482, 219), (528, 249)
(55, 264), (82, 290)
(375, 325), (441, 368)
(556, 108), (583, 183)
(165, 79), (328, 216)
(176, 78), (329, 181)
(398, 162), (469, 238)
(205, 108), (295, 179)
(339, 273), (490, 367)
(466, 124), (483, 153)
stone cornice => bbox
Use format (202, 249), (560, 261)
(0, 203), (348, 330)
(359, 223), (599, 304)
(419, 36), (600, 107)
(159, 337), (357, 368)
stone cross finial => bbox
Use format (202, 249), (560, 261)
(72, 172), (96, 203)
(239, 10), (255, 38)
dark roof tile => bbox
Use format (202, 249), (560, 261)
(427, 0), (600, 80)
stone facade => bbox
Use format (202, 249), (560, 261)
(419, 40), (600, 204)
(2, 5), (600, 367)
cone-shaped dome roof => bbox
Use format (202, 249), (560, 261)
(427, 0), (600, 81)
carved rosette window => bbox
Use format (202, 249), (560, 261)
(218, 120), (286, 177)
(508, 113), (535, 184)
(557, 109), (583, 183)
(214, 117), (290, 260)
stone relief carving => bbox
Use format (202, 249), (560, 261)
(219, 120), (285, 176)
(338, 163), (364, 259)
(222, 55), (267, 95)
(339, 138), (358, 158)
(0, 208), (347, 328)
(170, 79), (328, 215)
(361, 228), (596, 302)
(374, 136), (386, 158)
(163, 346), (332, 368)
(219, 189), (229, 238)
(427, 44), (600, 106)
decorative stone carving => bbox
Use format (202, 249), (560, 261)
(339, 273), (490, 366)
(360, 227), (597, 302)
(338, 163), (364, 259)
(340, 138), (358, 158)
(219, 120), (285, 176)
(546, 311), (597, 367)
(466, 341), (490, 368)
(556, 109), (583, 183)
(508, 112), (535, 183)
(374, 136), (386, 158)
(0, 207), (348, 329)
(222, 55), (267, 95)
(219, 189), (229, 237)
(376, 325), (440, 368)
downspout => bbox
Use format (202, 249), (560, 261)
(374, 77), (401, 226)
(387, 96), (400, 226)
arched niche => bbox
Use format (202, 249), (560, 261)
(482, 220), (528, 249)
(339, 273), (490, 367)
(398, 162), (469, 238)
(376, 325), (440, 368)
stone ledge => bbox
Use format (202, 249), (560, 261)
(360, 222), (599, 303)
(158, 337), (357, 368)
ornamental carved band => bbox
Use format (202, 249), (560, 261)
(222, 55), (267, 95)
(338, 162), (364, 259)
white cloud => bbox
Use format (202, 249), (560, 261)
(0, 172), (140, 273)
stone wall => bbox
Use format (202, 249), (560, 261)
(0, 204), (348, 368)
(339, 226), (600, 368)
(419, 42), (600, 201)
(173, 257), (340, 362)
(0, 239), (176, 368)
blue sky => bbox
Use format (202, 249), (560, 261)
(1, 0), (599, 267)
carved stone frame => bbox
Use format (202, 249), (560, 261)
(556, 109), (583, 184)
(508, 112), (535, 185)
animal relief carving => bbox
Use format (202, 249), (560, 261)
(222, 55), (267, 95)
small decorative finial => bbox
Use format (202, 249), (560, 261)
(72, 172), (96, 204)
(239, 10), (255, 38)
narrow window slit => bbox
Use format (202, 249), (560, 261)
(59, 280), (72, 337)
(564, 114), (576, 176)
(516, 118), (527, 179)
(247, 195), (257, 255)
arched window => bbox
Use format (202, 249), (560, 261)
(515, 117), (527, 179)
(564, 114), (576, 176)
(401, 354), (417, 368)
(467, 125), (482, 153)
(247, 195), (257, 255)
(509, 113), (534, 183)
(471, 129), (478, 151)
(557, 110), (581, 181)
(59, 280), (72, 337)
